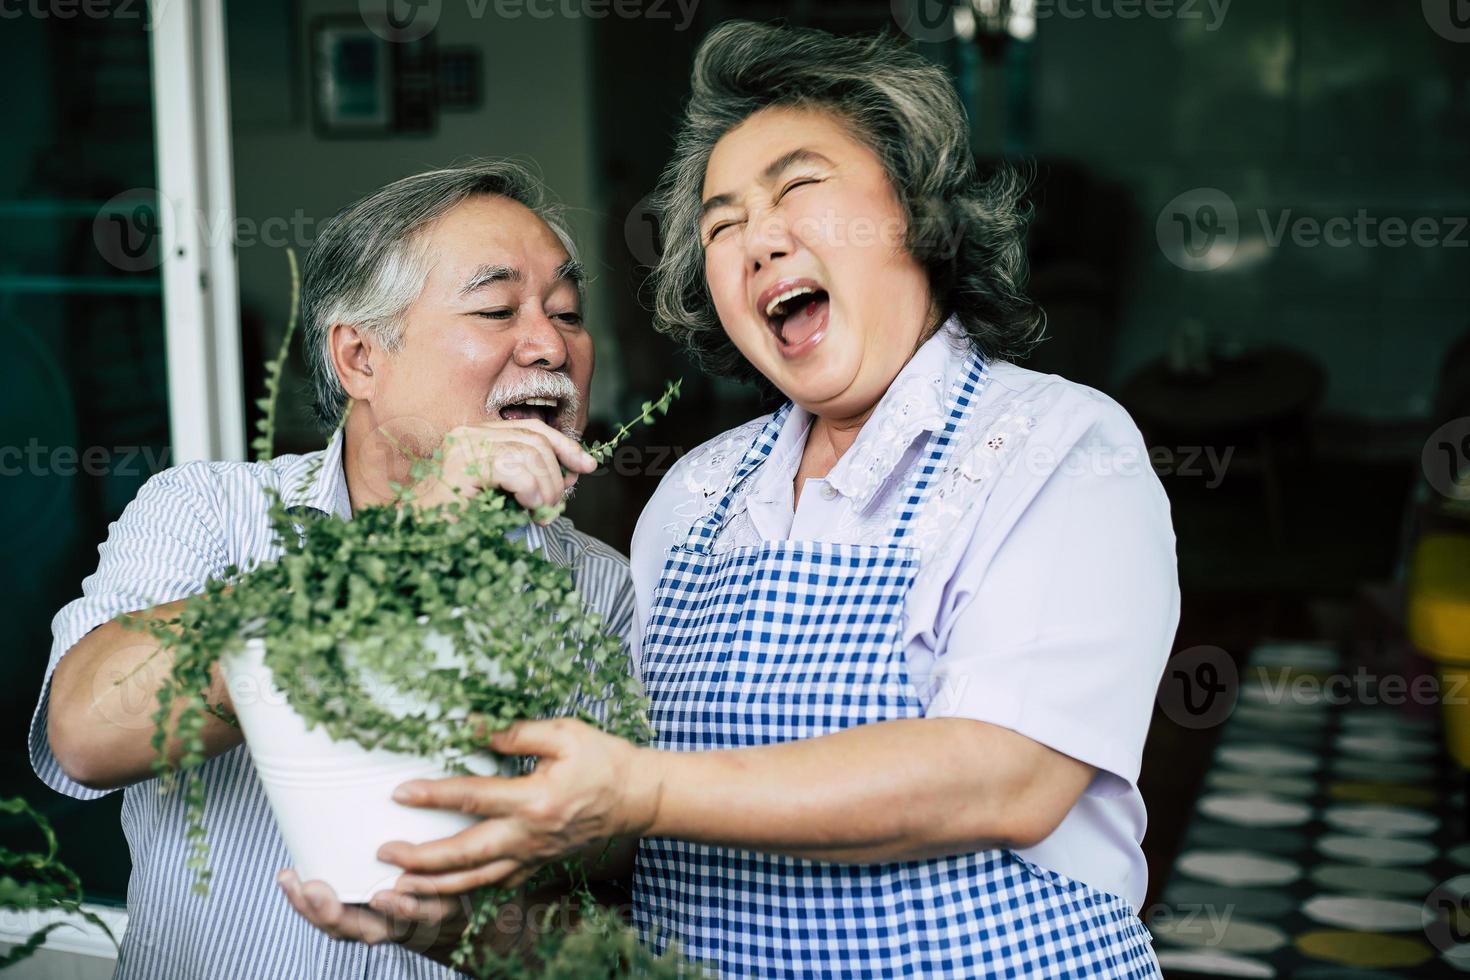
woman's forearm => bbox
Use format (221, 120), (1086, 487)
(636, 717), (1094, 863)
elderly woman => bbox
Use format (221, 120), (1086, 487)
(284, 21), (1177, 978)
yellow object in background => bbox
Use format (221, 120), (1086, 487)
(1408, 533), (1470, 768)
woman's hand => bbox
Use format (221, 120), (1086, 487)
(380, 718), (663, 894)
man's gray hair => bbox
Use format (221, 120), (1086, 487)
(650, 21), (1044, 389)
(301, 159), (579, 429)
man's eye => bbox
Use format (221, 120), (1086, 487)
(554, 312), (583, 325)
(474, 309), (514, 320)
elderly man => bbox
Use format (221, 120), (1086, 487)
(31, 161), (630, 979)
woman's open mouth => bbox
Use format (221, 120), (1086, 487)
(760, 280), (830, 358)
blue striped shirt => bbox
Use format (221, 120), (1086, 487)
(27, 432), (636, 980)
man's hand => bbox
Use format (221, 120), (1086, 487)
(276, 871), (468, 956)
(276, 868), (606, 967)
(407, 420), (597, 521)
(379, 719), (661, 894)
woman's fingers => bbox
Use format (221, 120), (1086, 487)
(487, 717), (576, 757)
(392, 773), (531, 816)
(378, 819), (520, 875)
(395, 858), (525, 895)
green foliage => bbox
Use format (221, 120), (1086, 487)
(0, 797), (118, 970)
(250, 247), (300, 464)
(460, 896), (710, 979)
(119, 248), (690, 976)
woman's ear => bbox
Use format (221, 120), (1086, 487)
(328, 322), (376, 402)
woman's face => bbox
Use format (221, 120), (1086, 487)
(700, 106), (934, 422)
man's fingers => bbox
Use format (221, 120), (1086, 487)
(471, 433), (567, 510)
(367, 889), (463, 925)
(501, 418), (597, 474)
(467, 419), (595, 476)
(277, 871), (394, 945)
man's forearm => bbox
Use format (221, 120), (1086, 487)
(47, 597), (242, 789)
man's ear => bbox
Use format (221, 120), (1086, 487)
(328, 322), (376, 403)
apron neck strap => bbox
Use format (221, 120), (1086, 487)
(682, 350), (989, 553)
(683, 401), (793, 553)
(886, 351), (989, 546)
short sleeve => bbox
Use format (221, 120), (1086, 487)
(29, 463), (227, 799)
(926, 398), (1180, 798)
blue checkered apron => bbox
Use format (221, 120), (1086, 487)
(632, 352), (1161, 978)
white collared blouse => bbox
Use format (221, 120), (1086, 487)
(630, 321), (1181, 911)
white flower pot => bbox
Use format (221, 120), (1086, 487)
(221, 637), (510, 902)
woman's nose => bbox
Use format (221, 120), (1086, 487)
(745, 210), (794, 274)
(512, 313), (570, 370)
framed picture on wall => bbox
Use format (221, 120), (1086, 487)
(311, 18), (392, 135)
(310, 16), (437, 137)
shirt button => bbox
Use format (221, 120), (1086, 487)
(820, 484), (838, 501)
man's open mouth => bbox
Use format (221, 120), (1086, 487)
(761, 281), (830, 349)
(498, 397), (561, 426)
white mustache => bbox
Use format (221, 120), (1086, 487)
(485, 373), (582, 437)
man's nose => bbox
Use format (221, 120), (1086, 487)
(512, 312), (570, 370)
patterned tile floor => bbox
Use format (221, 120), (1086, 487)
(1152, 641), (1470, 978)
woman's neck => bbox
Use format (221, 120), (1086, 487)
(792, 404), (875, 506)
(793, 307), (945, 498)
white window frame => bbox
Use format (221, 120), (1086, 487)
(1, 3), (242, 962)
(151, 0), (246, 462)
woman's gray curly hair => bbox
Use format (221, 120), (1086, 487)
(649, 21), (1044, 386)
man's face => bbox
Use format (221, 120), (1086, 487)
(364, 195), (594, 455)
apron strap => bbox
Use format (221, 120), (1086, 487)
(683, 401), (794, 553)
(887, 351), (989, 546)
(683, 350), (988, 553)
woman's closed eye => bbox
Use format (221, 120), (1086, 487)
(776, 177), (822, 202)
(705, 219), (743, 245)
(472, 308), (515, 320)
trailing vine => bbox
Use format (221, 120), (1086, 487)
(0, 797), (118, 969)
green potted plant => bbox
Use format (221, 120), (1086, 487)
(121, 252), (691, 976)
(0, 797), (118, 970)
